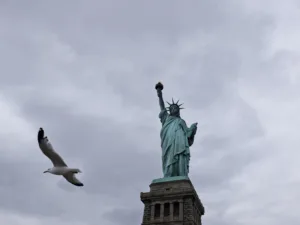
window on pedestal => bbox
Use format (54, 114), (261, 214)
(173, 201), (179, 217)
(154, 204), (160, 218)
(164, 203), (170, 217)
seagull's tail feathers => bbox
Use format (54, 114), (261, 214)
(73, 182), (84, 187)
(63, 173), (84, 187)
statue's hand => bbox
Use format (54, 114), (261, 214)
(157, 89), (162, 98)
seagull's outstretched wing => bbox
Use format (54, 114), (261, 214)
(63, 173), (84, 186)
(37, 128), (67, 167)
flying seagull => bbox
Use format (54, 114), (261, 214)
(37, 127), (84, 187)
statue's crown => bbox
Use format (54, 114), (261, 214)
(166, 98), (184, 111)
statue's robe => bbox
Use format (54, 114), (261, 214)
(159, 109), (195, 177)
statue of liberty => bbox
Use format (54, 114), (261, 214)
(155, 82), (198, 178)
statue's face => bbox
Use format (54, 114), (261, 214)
(169, 105), (180, 116)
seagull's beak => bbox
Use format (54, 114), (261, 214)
(43, 171), (47, 173)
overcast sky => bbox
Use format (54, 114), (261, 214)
(0, 1), (300, 225)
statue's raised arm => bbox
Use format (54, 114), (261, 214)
(155, 82), (165, 111)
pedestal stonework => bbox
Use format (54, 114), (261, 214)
(140, 178), (205, 225)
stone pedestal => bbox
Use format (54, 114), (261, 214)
(140, 177), (205, 225)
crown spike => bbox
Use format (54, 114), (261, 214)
(166, 101), (171, 105)
(176, 99), (180, 104)
(172, 98), (175, 104)
(178, 103), (184, 107)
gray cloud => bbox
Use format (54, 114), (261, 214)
(103, 208), (142, 225)
(0, 0), (299, 225)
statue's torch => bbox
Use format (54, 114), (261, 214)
(155, 82), (164, 91)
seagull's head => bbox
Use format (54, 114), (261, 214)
(43, 168), (51, 173)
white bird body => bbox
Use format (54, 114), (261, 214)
(37, 128), (84, 187)
(45, 167), (80, 175)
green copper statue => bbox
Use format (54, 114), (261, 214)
(155, 82), (198, 178)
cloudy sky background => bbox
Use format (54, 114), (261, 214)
(0, 0), (300, 225)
